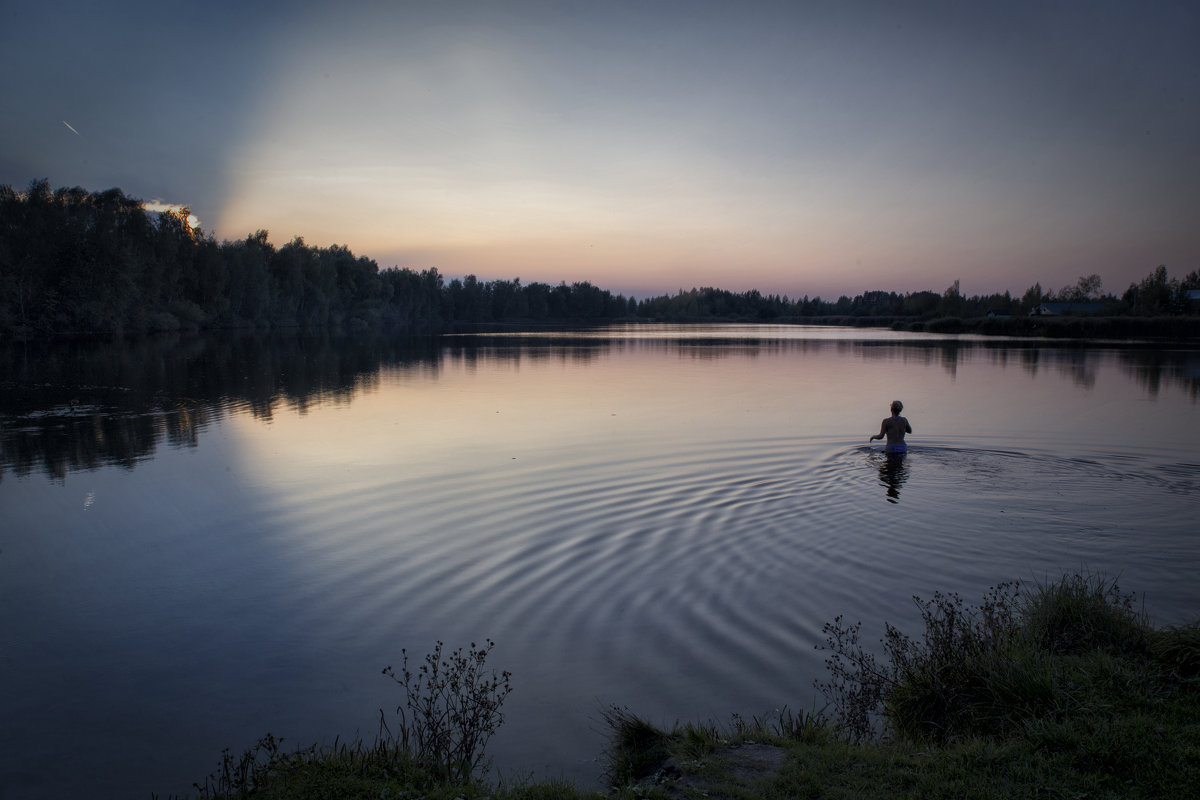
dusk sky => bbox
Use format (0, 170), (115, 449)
(3, 0), (1197, 299)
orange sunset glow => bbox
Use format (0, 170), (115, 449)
(3, 1), (1198, 299)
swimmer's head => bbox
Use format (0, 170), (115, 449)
(891, 400), (904, 415)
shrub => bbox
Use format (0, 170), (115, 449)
(816, 582), (1022, 742)
(814, 572), (1178, 746)
(184, 641), (513, 798)
(926, 316), (965, 333)
(382, 639), (513, 782)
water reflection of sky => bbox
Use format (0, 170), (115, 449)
(2, 329), (1198, 481)
(230, 335), (1197, 488)
(2, 326), (1199, 798)
(450, 323), (1049, 342)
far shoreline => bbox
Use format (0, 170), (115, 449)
(452, 314), (1200, 345)
(4, 313), (1200, 346)
(626, 314), (1200, 343)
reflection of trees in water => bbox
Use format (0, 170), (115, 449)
(3, 411), (163, 480)
(1016, 346), (1200, 397)
(450, 334), (846, 365)
(4, 333), (859, 479)
(1020, 348), (1042, 377)
(6, 333), (1196, 480)
(1119, 350), (1200, 401)
(1020, 346), (1199, 399)
(439, 338), (1197, 407)
(988, 346), (1098, 388)
(0, 332), (441, 480)
(984, 348), (1012, 370)
(1054, 350), (1097, 390)
(1015, 347), (1097, 388)
(855, 341), (964, 379)
(853, 339), (1196, 397)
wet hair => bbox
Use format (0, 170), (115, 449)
(891, 400), (904, 414)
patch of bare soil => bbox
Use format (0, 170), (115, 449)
(642, 743), (787, 798)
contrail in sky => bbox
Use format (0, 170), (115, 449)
(62, 120), (81, 136)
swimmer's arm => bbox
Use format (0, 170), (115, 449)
(869, 419), (887, 441)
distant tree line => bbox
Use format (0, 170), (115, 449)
(2, 180), (1197, 338)
(636, 270), (1200, 323)
(0, 181), (631, 337)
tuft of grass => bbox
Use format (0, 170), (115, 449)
(677, 720), (723, 760)
(1149, 621), (1200, 680)
(742, 705), (830, 745)
(599, 705), (672, 785)
(183, 730), (471, 800)
(1020, 570), (1149, 656)
(179, 728), (605, 800)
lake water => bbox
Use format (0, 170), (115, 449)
(1, 324), (1198, 798)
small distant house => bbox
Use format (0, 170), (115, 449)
(1187, 290), (1200, 313)
(1029, 302), (1107, 316)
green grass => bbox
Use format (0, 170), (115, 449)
(167, 572), (1200, 799)
(174, 731), (603, 800)
(605, 663), (1198, 799)
(606, 571), (1200, 799)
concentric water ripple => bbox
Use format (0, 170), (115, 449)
(4, 332), (1199, 798)
(200, 428), (1200, 787)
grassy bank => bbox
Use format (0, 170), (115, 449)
(888, 313), (1200, 340)
(649, 314), (1200, 341)
(166, 573), (1200, 799)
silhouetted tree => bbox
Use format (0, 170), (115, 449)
(2, 180), (1195, 339)
(1123, 265), (1176, 315)
(1021, 282), (1045, 313)
(938, 280), (965, 317)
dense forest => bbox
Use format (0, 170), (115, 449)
(2, 180), (1197, 339)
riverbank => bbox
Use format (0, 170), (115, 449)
(887, 313), (1200, 341)
(462, 314), (1200, 343)
(8, 312), (1200, 345)
(770, 314), (1200, 341)
(172, 572), (1200, 800)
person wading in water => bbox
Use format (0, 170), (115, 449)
(870, 400), (912, 454)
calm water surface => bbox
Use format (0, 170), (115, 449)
(1, 325), (1198, 798)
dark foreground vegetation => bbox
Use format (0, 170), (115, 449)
(162, 572), (1199, 800)
(4, 180), (1199, 339)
